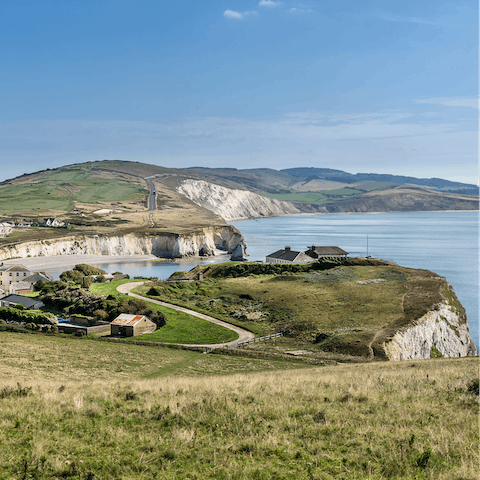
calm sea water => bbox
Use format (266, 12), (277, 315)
(231, 211), (479, 349)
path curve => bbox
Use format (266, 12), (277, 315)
(117, 282), (255, 349)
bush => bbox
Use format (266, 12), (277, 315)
(74, 264), (106, 276)
(93, 309), (109, 321)
(60, 270), (83, 284)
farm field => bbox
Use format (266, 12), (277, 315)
(0, 332), (477, 479)
(0, 164), (147, 214)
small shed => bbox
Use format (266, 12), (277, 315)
(266, 246), (315, 264)
(111, 314), (157, 337)
(0, 294), (44, 310)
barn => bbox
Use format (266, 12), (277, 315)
(110, 314), (157, 337)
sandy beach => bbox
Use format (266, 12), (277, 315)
(1, 254), (159, 272)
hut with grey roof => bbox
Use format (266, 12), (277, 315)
(266, 246), (315, 264)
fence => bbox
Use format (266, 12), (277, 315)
(235, 332), (283, 348)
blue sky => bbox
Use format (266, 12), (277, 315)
(0, 0), (477, 184)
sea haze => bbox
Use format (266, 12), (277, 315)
(231, 211), (479, 350)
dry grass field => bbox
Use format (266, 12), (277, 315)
(0, 332), (477, 479)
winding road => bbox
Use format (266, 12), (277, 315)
(117, 282), (255, 349)
(145, 178), (156, 211)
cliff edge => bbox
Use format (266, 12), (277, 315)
(0, 226), (246, 260)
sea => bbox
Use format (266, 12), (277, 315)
(47, 211), (478, 349)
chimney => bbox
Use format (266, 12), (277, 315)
(285, 246), (291, 251)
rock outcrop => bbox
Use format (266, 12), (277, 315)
(176, 179), (321, 221)
(0, 226), (246, 260)
(384, 301), (477, 360)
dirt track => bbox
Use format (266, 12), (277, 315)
(117, 282), (255, 349)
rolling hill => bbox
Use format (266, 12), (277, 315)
(0, 160), (477, 247)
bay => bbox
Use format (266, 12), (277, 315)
(41, 211), (477, 350)
(231, 211), (479, 349)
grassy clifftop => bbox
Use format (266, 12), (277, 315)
(138, 258), (466, 360)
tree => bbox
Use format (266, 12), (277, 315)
(74, 264), (106, 276)
(60, 270), (83, 284)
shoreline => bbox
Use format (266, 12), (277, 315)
(229, 209), (479, 223)
(1, 252), (233, 273)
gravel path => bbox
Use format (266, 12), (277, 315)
(117, 282), (255, 349)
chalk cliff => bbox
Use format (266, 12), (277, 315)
(383, 300), (477, 360)
(0, 226), (245, 260)
(176, 179), (323, 221)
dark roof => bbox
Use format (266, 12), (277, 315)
(306, 246), (349, 256)
(1, 294), (41, 309)
(24, 272), (53, 283)
(266, 248), (310, 262)
(0, 264), (30, 272)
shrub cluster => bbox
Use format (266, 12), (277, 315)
(39, 285), (165, 327)
(202, 257), (383, 279)
(0, 307), (57, 326)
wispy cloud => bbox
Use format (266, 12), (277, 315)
(288, 5), (313, 14)
(223, 9), (257, 20)
(258, 0), (280, 7)
(0, 110), (476, 183)
(378, 11), (456, 27)
(415, 97), (478, 109)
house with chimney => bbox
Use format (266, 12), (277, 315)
(265, 246), (315, 264)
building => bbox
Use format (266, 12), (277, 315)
(0, 264), (34, 287)
(265, 246), (315, 264)
(8, 272), (54, 294)
(0, 294), (44, 310)
(305, 246), (349, 259)
(110, 314), (157, 337)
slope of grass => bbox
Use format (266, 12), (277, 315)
(0, 332), (477, 479)
(90, 279), (238, 344)
(0, 165), (146, 214)
(139, 260), (456, 358)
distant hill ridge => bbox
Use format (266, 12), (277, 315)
(281, 167), (478, 194)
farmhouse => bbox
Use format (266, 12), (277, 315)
(111, 314), (157, 337)
(0, 264), (34, 286)
(9, 272), (54, 294)
(305, 245), (349, 259)
(0, 294), (44, 310)
(266, 246), (315, 264)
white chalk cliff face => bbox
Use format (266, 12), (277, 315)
(176, 179), (304, 221)
(0, 226), (245, 260)
(384, 302), (477, 360)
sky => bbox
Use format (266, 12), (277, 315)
(0, 0), (478, 184)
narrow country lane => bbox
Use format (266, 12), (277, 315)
(117, 282), (255, 348)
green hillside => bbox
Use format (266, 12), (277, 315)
(0, 163), (147, 215)
(0, 332), (477, 479)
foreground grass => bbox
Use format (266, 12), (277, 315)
(0, 333), (477, 479)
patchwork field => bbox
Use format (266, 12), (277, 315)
(0, 332), (477, 479)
